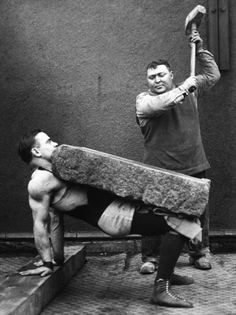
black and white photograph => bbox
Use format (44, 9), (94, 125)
(0, 0), (235, 314)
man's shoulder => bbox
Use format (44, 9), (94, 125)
(136, 91), (150, 99)
(28, 170), (61, 198)
(197, 49), (213, 58)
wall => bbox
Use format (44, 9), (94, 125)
(0, 0), (235, 233)
(201, 0), (236, 229)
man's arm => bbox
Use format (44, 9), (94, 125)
(31, 195), (52, 263)
(49, 208), (64, 266)
(192, 30), (221, 95)
(136, 77), (196, 120)
(195, 51), (221, 95)
(20, 193), (53, 276)
(136, 31), (220, 120)
(136, 89), (184, 119)
(20, 174), (63, 276)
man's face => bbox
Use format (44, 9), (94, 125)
(147, 65), (174, 94)
(32, 132), (58, 161)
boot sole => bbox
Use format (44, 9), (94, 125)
(150, 298), (193, 308)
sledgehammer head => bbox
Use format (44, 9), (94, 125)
(185, 5), (206, 35)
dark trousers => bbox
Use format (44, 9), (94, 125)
(141, 171), (210, 262)
(131, 210), (187, 280)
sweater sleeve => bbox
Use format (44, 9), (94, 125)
(135, 50), (220, 120)
(136, 87), (187, 119)
(195, 49), (221, 96)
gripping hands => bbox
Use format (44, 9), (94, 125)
(180, 76), (197, 94)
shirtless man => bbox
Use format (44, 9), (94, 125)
(18, 129), (204, 308)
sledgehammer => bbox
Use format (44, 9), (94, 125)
(185, 5), (206, 91)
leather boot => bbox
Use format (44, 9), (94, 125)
(189, 254), (212, 270)
(171, 273), (194, 285)
(140, 261), (156, 274)
(150, 279), (193, 308)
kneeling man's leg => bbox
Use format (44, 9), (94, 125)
(151, 230), (193, 308)
(130, 211), (193, 308)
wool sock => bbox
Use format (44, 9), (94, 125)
(156, 231), (187, 281)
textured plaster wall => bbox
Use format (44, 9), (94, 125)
(201, 0), (236, 230)
(0, 0), (235, 233)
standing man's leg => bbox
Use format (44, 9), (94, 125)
(188, 203), (211, 269)
(140, 170), (211, 273)
(140, 236), (161, 274)
(151, 230), (192, 308)
(188, 171), (211, 270)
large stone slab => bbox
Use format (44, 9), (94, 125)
(0, 246), (86, 315)
(51, 145), (211, 217)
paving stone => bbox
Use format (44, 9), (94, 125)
(52, 145), (210, 217)
(0, 246), (85, 315)
(41, 253), (236, 315)
(1, 248), (236, 314)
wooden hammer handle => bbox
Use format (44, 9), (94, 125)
(190, 22), (197, 76)
(190, 23), (197, 76)
(190, 42), (196, 76)
(188, 22), (197, 93)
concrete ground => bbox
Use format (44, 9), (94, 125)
(1, 248), (236, 315)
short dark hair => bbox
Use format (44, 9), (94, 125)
(18, 129), (42, 164)
(146, 59), (171, 72)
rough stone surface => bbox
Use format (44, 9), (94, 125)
(52, 145), (210, 217)
(0, 245), (85, 315)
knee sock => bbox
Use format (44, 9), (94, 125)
(155, 231), (187, 281)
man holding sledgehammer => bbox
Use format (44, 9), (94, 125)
(136, 15), (220, 274)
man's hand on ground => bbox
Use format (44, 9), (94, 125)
(33, 258), (63, 267)
(33, 259), (44, 267)
(19, 266), (53, 277)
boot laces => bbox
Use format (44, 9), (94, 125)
(165, 280), (187, 301)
